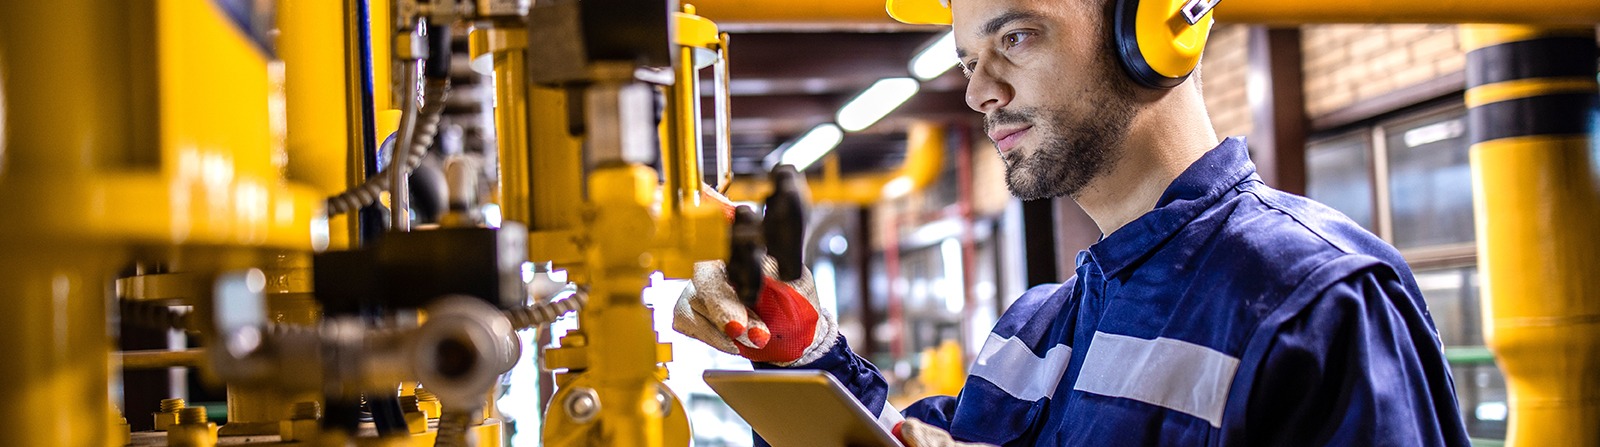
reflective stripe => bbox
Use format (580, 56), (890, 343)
(1074, 332), (1240, 427)
(970, 333), (1073, 401)
(877, 402), (904, 430)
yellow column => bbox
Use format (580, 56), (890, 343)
(1463, 25), (1600, 446)
(279, 0), (356, 250)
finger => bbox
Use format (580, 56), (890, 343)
(743, 315), (771, 349)
(690, 261), (755, 345)
(673, 284), (739, 354)
(897, 418), (957, 447)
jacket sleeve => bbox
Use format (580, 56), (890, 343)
(1241, 266), (1472, 446)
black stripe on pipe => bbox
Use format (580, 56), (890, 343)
(1466, 37), (1599, 87)
(1468, 93), (1599, 144)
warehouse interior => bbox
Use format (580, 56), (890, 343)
(0, 0), (1597, 446)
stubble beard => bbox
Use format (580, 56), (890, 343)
(991, 47), (1138, 200)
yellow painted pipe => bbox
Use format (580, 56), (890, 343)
(1463, 25), (1600, 447)
(687, 0), (1600, 25)
(727, 121), (945, 205)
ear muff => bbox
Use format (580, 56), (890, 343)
(1113, 0), (1217, 89)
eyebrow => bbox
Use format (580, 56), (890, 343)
(955, 10), (1045, 59)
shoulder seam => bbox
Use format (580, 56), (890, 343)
(1234, 183), (1356, 256)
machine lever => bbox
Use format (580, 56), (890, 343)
(728, 206), (766, 308)
(763, 165), (808, 282)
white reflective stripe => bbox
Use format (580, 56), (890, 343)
(1074, 332), (1240, 427)
(877, 402), (904, 430)
(970, 333), (1073, 401)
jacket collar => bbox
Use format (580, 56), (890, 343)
(1085, 137), (1259, 278)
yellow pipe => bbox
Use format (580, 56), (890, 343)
(686, 0), (1600, 25)
(727, 121), (945, 205)
(1464, 26), (1600, 447)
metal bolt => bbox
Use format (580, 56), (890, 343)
(160, 398), (186, 413)
(154, 398), (185, 431)
(178, 407), (207, 425)
(656, 386), (672, 418)
(565, 387), (600, 423)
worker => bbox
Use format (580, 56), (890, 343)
(674, 0), (1471, 444)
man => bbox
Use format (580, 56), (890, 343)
(674, 0), (1471, 444)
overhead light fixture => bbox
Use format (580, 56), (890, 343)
(909, 31), (958, 81)
(836, 77), (919, 132)
(779, 123), (845, 170)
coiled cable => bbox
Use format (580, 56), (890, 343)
(326, 77), (451, 215)
(504, 291), (587, 330)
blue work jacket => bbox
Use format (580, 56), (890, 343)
(763, 137), (1471, 446)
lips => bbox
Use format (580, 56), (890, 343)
(989, 126), (1032, 153)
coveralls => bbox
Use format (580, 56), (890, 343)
(759, 137), (1472, 446)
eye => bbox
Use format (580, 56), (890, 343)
(960, 60), (977, 78)
(1001, 31), (1034, 49)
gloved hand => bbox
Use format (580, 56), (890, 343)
(672, 256), (838, 366)
(895, 418), (996, 447)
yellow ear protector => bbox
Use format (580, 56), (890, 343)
(1114, 0), (1219, 88)
(886, 0), (1220, 89)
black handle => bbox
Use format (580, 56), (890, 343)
(727, 205), (766, 308)
(763, 165), (807, 282)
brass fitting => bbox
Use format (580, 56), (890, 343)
(415, 388), (442, 419)
(153, 398), (184, 431)
(400, 395), (428, 434)
(166, 407), (218, 447)
(279, 401), (321, 442)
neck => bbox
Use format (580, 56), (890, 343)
(1071, 80), (1219, 236)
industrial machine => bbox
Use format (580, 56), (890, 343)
(0, 0), (805, 445)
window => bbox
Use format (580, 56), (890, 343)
(1305, 100), (1506, 440)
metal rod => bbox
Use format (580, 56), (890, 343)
(713, 33), (735, 193)
(118, 349), (205, 370)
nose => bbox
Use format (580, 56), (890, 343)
(965, 63), (1013, 114)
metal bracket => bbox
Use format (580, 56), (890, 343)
(1180, 0), (1221, 25)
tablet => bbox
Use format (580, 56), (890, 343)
(703, 369), (903, 447)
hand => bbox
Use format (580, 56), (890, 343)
(895, 418), (996, 447)
(672, 256), (838, 366)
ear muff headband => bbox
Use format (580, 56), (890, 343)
(1113, 0), (1217, 89)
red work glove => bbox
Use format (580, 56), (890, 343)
(671, 189), (838, 366)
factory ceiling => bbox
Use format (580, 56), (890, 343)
(696, 25), (978, 177)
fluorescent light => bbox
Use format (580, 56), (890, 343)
(836, 78), (920, 132)
(779, 123), (844, 170)
(909, 31), (958, 81)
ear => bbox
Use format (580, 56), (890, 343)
(1111, 0), (1216, 89)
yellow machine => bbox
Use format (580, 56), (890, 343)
(0, 0), (754, 445)
(0, 1), (1595, 447)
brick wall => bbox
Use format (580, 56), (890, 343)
(1301, 24), (1465, 117)
(1201, 25), (1253, 139)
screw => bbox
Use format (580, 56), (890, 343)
(178, 407), (207, 425)
(565, 388), (600, 423)
(160, 398), (186, 413)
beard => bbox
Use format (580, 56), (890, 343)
(988, 48), (1138, 200)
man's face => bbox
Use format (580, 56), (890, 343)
(952, 0), (1137, 200)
